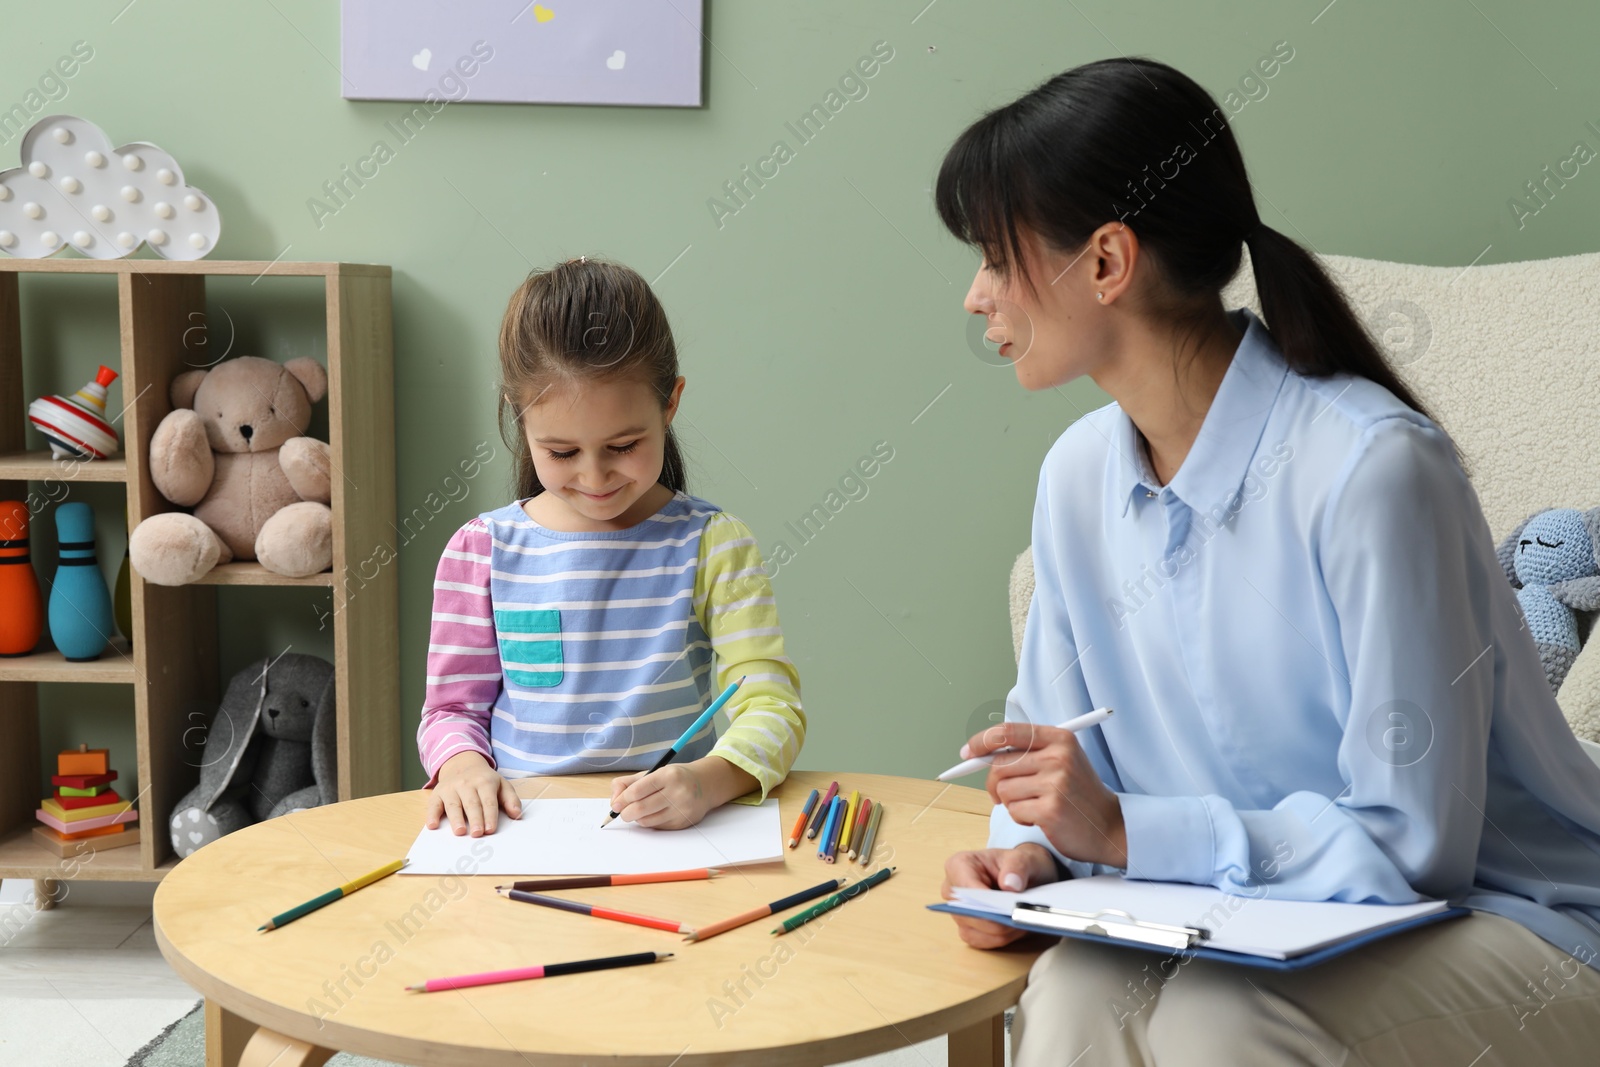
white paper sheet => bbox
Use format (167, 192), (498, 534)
(401, 798), (785, 876)
(951, 875), (1450, 959)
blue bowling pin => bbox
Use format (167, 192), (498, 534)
(49, 503), (114, 662)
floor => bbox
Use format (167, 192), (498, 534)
(0, 879), (980, 1067)
(0, 879), (197, 1066)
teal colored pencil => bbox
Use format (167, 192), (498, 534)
(772, 866), (895, 934)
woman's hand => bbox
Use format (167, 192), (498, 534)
(609, 755), (759, 830)
(967, 721), (1128, 868)
(941, 844), (1060, 949)
(424, 751), (522, 837)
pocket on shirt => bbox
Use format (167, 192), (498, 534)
(495, 609), (564, 688)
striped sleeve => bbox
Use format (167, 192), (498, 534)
(693, 512), (805, 801)
(417, 518), (502, 788)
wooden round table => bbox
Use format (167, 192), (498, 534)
(153, 770), (1040, 1066)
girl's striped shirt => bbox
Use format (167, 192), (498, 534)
(418, 491), (804, 799)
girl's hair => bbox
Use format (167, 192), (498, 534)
(934, 56), (1445, 435)
(497, 257), (688, 499)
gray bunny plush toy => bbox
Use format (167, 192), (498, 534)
(1496, 506), (1600, 693)
(168, 653), (337, 859)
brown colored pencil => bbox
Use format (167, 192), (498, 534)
(494, 868), (718, 892)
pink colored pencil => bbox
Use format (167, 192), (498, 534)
(405, 950), (672, 992)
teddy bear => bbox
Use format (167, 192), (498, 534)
(168, 652), (337, 859)
(1496, 506), (1600, 693)
(128, 355), (333, 586)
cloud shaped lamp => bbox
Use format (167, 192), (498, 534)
(0, 115), (221, 260)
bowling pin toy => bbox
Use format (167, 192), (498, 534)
(0, 501), (44, 656)
(48, 503), (114, 661)
(28, 365), (120, 460)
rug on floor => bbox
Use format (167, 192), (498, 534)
(122, 1000), (1009, 1065)
(123, 1002), (400, 1067)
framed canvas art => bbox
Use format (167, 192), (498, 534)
(340, 0), (705, 107)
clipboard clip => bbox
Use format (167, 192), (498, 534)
(1012, 903), (1210, 951)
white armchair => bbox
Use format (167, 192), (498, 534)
(1008, 250), (1600, 764)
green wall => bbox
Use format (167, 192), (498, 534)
(10, 1), (1600, 799)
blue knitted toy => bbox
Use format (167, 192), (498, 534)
(1496, 507), (1600, 693)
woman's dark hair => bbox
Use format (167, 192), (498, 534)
(934, 56), (1446, 437)
(497, 257), (688, 500)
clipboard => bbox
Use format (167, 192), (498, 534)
(927, 900), (1471, 972)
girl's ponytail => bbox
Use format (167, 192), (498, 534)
(659, 430), (687, 496)
(1244, 223), (1440, 427)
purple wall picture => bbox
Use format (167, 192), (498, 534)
(340, 1), (704, 108)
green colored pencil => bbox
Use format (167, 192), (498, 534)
(259, 858), (408, 931)
(771, 866), (895, 934)
(856, 801), (884, 866)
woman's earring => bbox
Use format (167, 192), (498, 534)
(1096, 291), (1105, 301)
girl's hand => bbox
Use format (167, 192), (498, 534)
(425, 751), (523, 837)
(609, 755), (758, 830)
(967, 722), (1128, 868)
(609, 764), (711, 830)
(941, 844), (1059, 949)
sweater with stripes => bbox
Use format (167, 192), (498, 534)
(417, 491), (804, 800)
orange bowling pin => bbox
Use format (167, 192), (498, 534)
(0, 501), (44, 656)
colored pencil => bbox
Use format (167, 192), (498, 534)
(498, 887), (691, 934)
(787, 789), (819, 848)
(772, 867), (896, 935)
(825, 795), (847, 863)
(602, 676), (746, 827)
(857, 801), (885, 866)
(815, 794), (840, 859)
(846, 798), (872, 860)
(684, 877), (844, 942)
(406, 950), (672, 992)
(838, 790), (861, 858)
(496, 868), (718, 893)
(816, 795), (843, 861)
(806, 780), (839, 839)
(259, 858), (407, 932)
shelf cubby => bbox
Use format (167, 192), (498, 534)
(0, 257), (399, 893)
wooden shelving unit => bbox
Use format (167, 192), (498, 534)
(0, 258), (398, 891)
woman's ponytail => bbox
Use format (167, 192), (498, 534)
(936, 57), (1454, 456)
(1244, 224), (1442, 429)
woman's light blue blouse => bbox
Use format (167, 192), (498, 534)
(991, 306), (1600, 966)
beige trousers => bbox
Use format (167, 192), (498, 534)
(1011, 911), (1600, 1066)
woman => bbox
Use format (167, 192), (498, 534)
(937, 57), (1600, 1065)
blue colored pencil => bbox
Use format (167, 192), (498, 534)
(806, 780), (839, 839)
(838, 796), (851, 863)
(602, 676), (746, 827)
(825, 795), (847, 864)
(816, 795), (842, 860)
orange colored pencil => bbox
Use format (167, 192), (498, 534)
(498, 887), (691, 935)
(496, 869), (718, 892)
(786, 788), (820, 849)
(684, 877), (844, 942)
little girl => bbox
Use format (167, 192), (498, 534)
(418, 257), (804, 837)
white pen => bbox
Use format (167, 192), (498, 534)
(936, 707), (1115, 780)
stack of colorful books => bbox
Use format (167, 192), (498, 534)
(32, 744), (139, 857)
